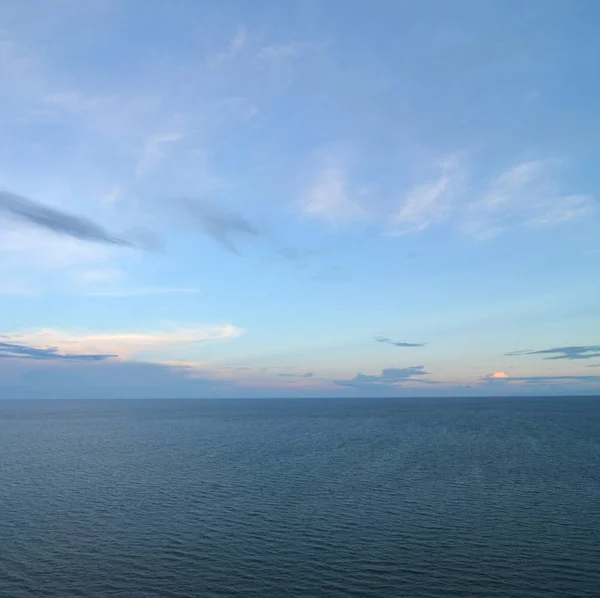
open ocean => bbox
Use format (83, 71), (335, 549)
(1, 397), (599, 597)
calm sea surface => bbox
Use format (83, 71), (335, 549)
(1, 397), (599, 597)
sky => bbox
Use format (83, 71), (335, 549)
(0, 0), (599, 399)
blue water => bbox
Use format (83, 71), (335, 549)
(1, 397), (599, 597)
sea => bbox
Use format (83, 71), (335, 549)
(1, 397), (599, 597)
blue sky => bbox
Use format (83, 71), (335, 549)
(1, 0), (599, 398)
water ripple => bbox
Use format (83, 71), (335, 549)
(1, 397), (599, 597)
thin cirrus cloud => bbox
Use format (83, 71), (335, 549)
(85, 287), (201, 298)
(257, 41), (308, 61)
(206, 27), (246, 68)
(387, 158), (596, 240)
(374, 336), (427, 348)
(506, 345), (600, 360)
(0, 341), (116, 361)
(463, 160), (597, 240)
(388, 158), (459, 236)
(301, 168), (365, 226)
(135, 132), (183, 180)
(0, 190), (156, 249)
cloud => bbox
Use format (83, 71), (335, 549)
(302, 168), (365, 225)
(335, 365), (434, 392)
(75, 268), (124, 284)
(207, 28), (247, 68)
(0, 36), (33, 80)
(482, 372), (600, 386)
(85, 287), (201, 298)
(0, 228), (117, 276)
(464, 160), (597, 239)
(517, 375), (600, 384)
(387, 158), (596, 240)
(277, 372), (314, 378)
(0, 279), (37, 297)
(0, 190), (151, 249)
(0, 341), (115, 361)
(173, 198), (259, 254)
(506, 345), (600, 360)
(42, 88), (165, 139)
(374, 336), (427, 348)
(488, 371), (509, 379)
(101, 188), (123, 206)
(388, 158), (459, 235)
(3, 325), (243, 360)
(258, 42), (308, 61)
(135, 132), (183, 179)
(44, 91), (113, 115)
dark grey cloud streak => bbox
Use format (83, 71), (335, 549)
(375, 336), (427, 348)
(170, 199), (322, 265)
(506, 345), (600, 360)
(174, 198), (258, 255)
(0, 190), (155, 249)
(0, 341), (116, 361)
(277, 372), (314, 378)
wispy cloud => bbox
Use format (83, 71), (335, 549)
(44, 91), (113, 115)
(277, 372), (314, 378)
(374, 336), (427, 347)
(0, 341), (115, 361)
(0, 190), (151, 249)
(388, 157), (460, 235)
(43, 89), (164, 138)
(0, 35), (33, 81)
(506, 345), (600, 360)
(386, 158), (597, 240)
(464, 160), (597, 240)
(207, 27), (247, 68)
(101, 188), (123, 206)
(0, 279), (37, 297)
(302, 168), (365, 225)
(86, 287), (201, 298)
(75, 268), (124, 284)
(258, 42), (308, 61)
(173, 198), (259, 254)
(135, 132), (183, 179)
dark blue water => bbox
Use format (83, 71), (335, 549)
(1, 397), (599, 597)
